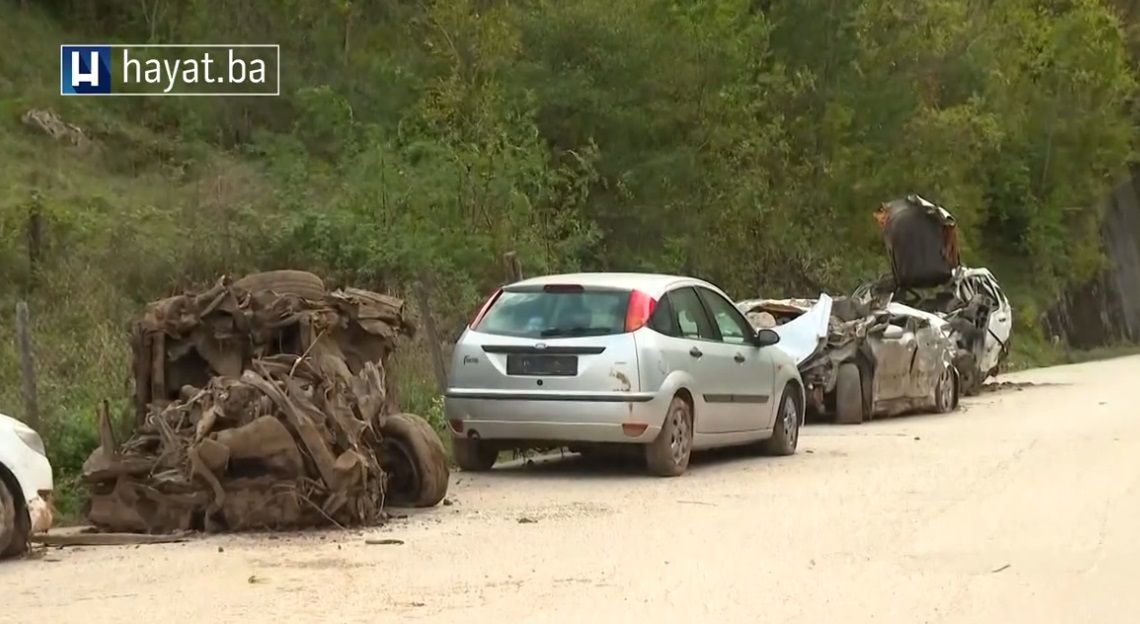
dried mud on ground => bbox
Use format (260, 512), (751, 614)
(977, 379), (1065, 394)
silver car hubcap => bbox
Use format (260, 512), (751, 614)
(669, 406), (690, 464)
(783, 398), (798, 447)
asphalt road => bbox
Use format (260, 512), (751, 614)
(4, 355), (1139, 624)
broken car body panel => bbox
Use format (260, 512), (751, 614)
(876, 194), (961, 288)
(736, 295), (833, 366)
(869, 304), (956, 416)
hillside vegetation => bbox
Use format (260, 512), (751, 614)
(0, 0), (1136, 516)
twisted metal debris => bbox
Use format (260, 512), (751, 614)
(82, 271), (448, 533)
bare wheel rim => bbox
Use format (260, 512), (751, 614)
(782, 396), (799, 447)
(939, 367), (954, 408)
(668, 404), (691, 465)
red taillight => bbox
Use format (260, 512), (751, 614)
(470, 288), (502, 328)
(625, 289), (657, 332)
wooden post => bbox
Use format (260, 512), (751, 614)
(150, 331), (167, 406)
(412, 282), (448, 393)
(503, 250), (523, 284)
(133, 326), (153, 426)
(97, 399), (118, 455)
(26, 195), (43, 291)
(15, 302), (40, 431)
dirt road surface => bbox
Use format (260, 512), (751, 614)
(5, 356), (1139, 623)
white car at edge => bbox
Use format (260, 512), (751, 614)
(0, 414), (53, 558)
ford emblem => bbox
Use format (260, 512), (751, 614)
(534, 342), (547, 350)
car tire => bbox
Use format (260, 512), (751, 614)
(0, 476), (29, 558)
(834, 363), (865, 425)
(934, 364), (957, 413)
(760, 384), (802, 456)
(452, 437), (498, 472)
(645, 395), (693, 477)
(377, 413), (450, 507)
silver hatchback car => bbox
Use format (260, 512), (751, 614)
(444, 273), (805, 476)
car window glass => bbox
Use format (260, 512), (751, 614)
(649, 293), (679, 337)
(477, 289), (630, 338)
(696, 288), (752, 344)
(668, 288), (717, 340)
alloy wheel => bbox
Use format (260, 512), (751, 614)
(668, 405), (691, 465)
(783, 396), (799, 448)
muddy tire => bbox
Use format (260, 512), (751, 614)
(645, 395), (694, 477)
(834, 363), (865, 425)
(0, 476), (29, 558)
(452, 437), (498, 472)
(760, 384), (802, 456)
(233, 270), (326, 300)
(934, 364), (958, 413)
(377, 413), (450, 507)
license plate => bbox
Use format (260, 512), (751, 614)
(506, 354), (577, 376)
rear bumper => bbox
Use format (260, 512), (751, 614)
(445, 390), (666, 444)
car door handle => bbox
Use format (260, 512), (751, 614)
(734, 353), (745, 363)
(689, 347), (703, 358)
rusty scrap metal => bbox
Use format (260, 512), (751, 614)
(82, 272), (431, 534)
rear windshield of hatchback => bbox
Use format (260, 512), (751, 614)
(475, 287), (632, 338)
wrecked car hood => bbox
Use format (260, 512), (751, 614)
(876, 194), (961, 289)
(738, 295), (833, 365)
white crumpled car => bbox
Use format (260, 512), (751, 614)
(738, 295), (959, 424)
(0, 414), (53, 558)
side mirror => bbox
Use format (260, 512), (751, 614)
(754, 328), (781, 347)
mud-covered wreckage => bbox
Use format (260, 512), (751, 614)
(738, 293), (957, 424)
(82, 271), (450, 533)
(857, 195), (1013, 395)
(737, 194), (1009, 423)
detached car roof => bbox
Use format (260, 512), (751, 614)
(509, 272), (724, 299)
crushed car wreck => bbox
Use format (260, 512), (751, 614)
(857, 195), (1013, 395)
(82, 271), (450, 534)
(738, 295), (958, 424)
